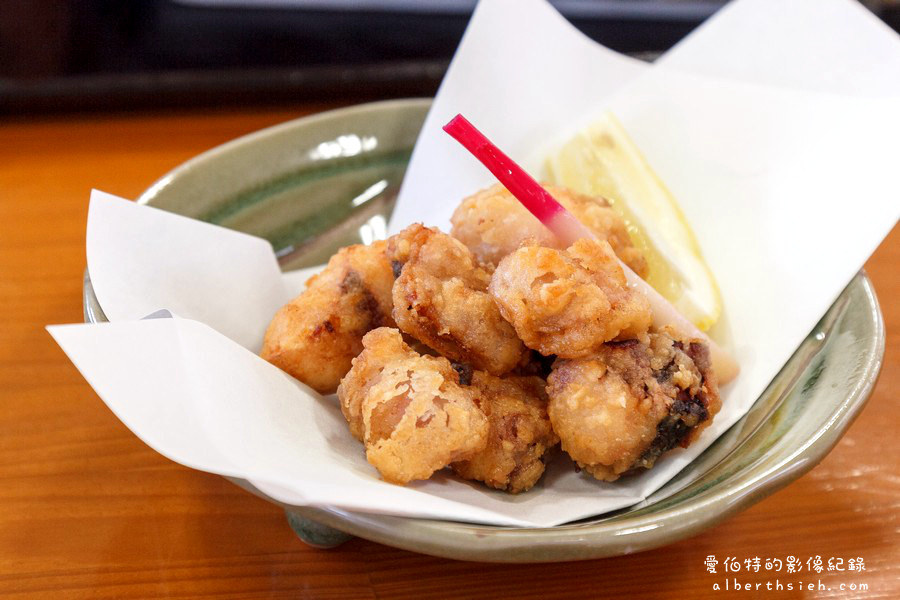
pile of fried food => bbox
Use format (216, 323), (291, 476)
(261, 184), (721, 493)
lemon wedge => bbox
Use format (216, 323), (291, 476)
(545, 111), (722, 331)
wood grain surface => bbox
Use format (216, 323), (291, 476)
(1, 107), (897, 599)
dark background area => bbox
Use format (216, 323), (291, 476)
(2, 0), (899, 114)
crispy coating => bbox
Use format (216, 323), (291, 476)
(451, 372), (558, 493)
(260, 241), (394, 394)
(489, 238), (652, 359)
(547, 330), (721, 482)
(337, 328), (489, 484)
(450, 183), (647, 277)
(388, 224), (528, 375)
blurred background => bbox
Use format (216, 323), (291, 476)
(2, 0), (899, 114)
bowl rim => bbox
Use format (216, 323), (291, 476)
(83, 98), (886, 562)
(138, 97), (433, 207)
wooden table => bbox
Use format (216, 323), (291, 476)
(1, 107), (897, 599)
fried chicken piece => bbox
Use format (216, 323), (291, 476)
(388, 224), (528, 375)
(547, 330), (721, 482)
(489, 238), (652, 359)
(451, 372), (558, 493)
(450, 183), (647, 277)
(337, 327), (489, 484)
(261, 241), (394, 394)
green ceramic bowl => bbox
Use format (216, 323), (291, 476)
(82, 98), (885, 563)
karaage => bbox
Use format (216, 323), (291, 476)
(452, 372), (558, 493)
(389, 224), (527, 375)
(489, 238), (652, 358)
(450, 183), (647, 276)
(261, 241), (395, 394)
(337, 327), (489, 484)
(547, 329), (720, 482)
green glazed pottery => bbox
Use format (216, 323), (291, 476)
(82, 98), (884, 563)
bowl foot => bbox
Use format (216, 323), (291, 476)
(285, 510), (353, 549)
